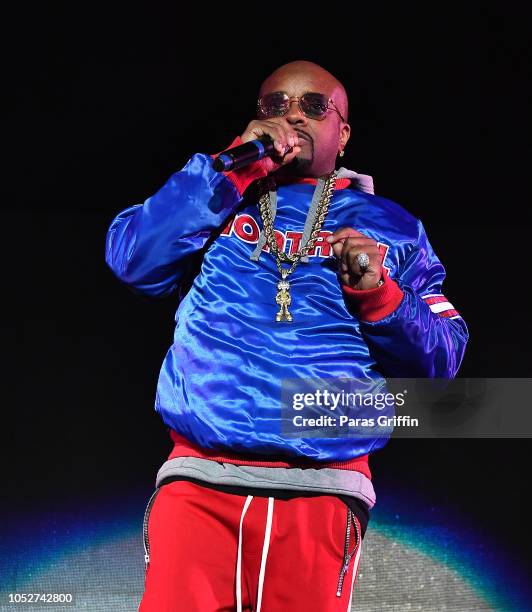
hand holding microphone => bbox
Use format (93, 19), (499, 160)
(212, 119), (302, 173)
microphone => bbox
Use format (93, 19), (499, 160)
(212, 136), (277, 172)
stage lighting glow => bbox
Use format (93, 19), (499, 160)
(0, 491), (529, 611)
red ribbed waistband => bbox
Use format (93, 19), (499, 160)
(167, 430), (371, 480)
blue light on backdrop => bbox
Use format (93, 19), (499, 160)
(1, 485), (529, 611)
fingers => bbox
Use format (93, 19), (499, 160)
(339, 237), (378, 273)
(241, 119), (300, 156)
(326, 227), (367, 245)
(277, 144), (302, 165)
(325, 227), (383, 283)
(326, 227), (371, 257)
(327, 235), (373, 261)
(343, 241), (382, 276)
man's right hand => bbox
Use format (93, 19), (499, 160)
(240, 119), (302, 174)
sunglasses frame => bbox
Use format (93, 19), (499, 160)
(257, 91), (346, 123)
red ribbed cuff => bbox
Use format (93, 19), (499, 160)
(210, 136), (268, 195)
(342, 273), (404, 322)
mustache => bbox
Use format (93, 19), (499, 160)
(295, 130), (312, 143)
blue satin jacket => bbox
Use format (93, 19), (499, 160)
(105, 153), (468, 461)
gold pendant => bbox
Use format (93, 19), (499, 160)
(275, 271), (292, 322)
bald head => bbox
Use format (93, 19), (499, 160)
(256, 60), (351, 177)
(259, 60), (348, 122)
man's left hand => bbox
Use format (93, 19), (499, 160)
(326, 228), (384, 290)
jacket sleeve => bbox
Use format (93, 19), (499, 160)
(343, 219), (469, 378)
(104, 149), (265, 297)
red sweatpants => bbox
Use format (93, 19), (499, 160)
(139, 480), (363, 612)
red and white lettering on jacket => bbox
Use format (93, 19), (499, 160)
(221, 214), (391, 272)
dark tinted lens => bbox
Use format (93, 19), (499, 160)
(260, 93), (288, 116)
(301, 93), (329, 117)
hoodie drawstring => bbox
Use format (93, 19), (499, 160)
(236, 496), (253, 612)
(256, 497), (274, 612)
(236, 496), (274, 612)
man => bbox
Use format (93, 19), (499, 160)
(105, 60), (468, 611)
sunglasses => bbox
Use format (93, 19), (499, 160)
(257, 91), (345, 122)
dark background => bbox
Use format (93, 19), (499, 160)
(6, 5), (531, 574)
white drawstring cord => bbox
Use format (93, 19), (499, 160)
(236, 496), (253, 612)
(256, 497), (274, 612)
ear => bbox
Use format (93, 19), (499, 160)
(340, 122), (351, 149)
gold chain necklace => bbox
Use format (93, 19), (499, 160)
(258, 170), (338, 322)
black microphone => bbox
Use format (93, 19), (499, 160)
(212, 136), (277, 172)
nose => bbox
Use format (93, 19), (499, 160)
(285, 98), (308, 125)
